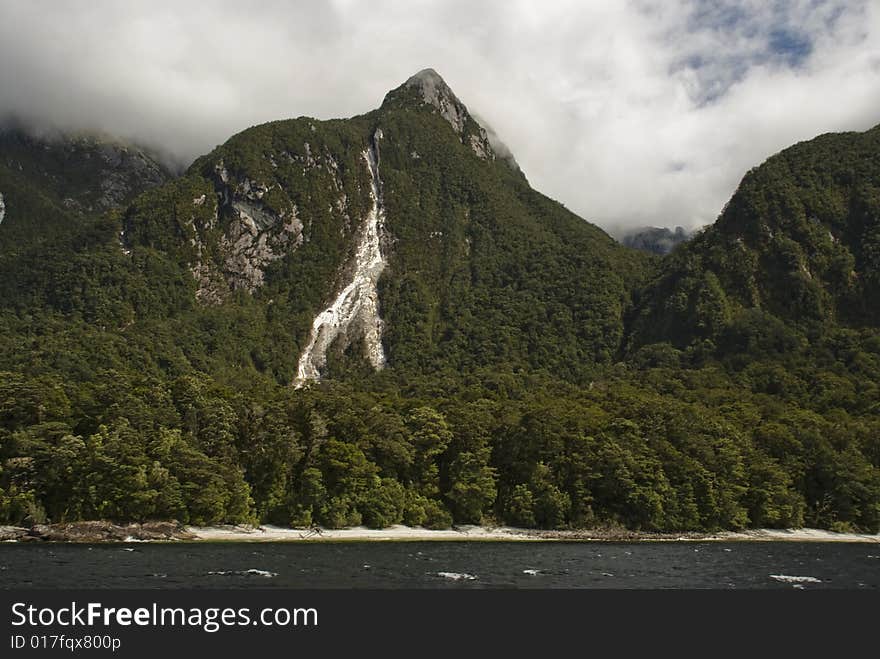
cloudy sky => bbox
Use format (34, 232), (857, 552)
(1, 0), (878, 233)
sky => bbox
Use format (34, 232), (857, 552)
(0, 0), (878, 234)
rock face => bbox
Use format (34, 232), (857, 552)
(405, 68), (470, 134)
(91, 142), (169, 210)
(192, 161), (304, 302)
(174, 163), (307, 304)
(223, 199), (303, 292)
(294, 130), (388, 386)
(397, 68), (499, 164)
(0, 125), (171, 213)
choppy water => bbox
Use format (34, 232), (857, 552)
(1, 541), (878, 589)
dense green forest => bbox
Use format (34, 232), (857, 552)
(1, 74), (878, 533)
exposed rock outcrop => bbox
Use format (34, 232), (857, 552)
(222, 200), (303, 292)
(22, 521), (195, 542)
(405, 68), (470, 134)
(0, 525), (28, 541)
(398, 68), (500, 164)
(93, 143), (169, 210)
(189, 160), (304, 302)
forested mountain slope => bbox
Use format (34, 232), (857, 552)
(629, 125), (880, 352)
(0, 73), (877, 534)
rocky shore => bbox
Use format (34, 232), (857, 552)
(0, 521), (195, 543)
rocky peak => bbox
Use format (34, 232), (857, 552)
(385, 68), (521, 169)
(403, 68), (470, 135)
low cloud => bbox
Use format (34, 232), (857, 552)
(0, 0), (877, 231)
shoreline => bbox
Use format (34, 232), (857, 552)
(189, 524), (880, 544)
(2, 522), (878, 544)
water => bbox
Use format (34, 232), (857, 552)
(1, 541), (877, 589)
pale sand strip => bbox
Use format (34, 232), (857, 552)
(189, 524), (534, 542)
(715, 528), (880, 543)
(186, 524), (880, 543)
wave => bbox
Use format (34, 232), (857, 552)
(437, 572), (477, 581)
(769, 574), (821, 584)
(207, 569), (277, 578)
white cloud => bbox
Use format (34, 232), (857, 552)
(0, 0), (877, 232)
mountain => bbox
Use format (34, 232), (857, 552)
(119, 67), (650, 384)
(0, 125), (172, 322)
(621, 226), (691, 255)
(0, 71), (877, 534)
(0, 124), (169, 239)
(0, 124), (169, 209)
(629, 125), (880, 352)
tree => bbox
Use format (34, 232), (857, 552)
(446, 449), (497, 524)
(407, 407), (453, 497)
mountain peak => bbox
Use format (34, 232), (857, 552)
(393, 68), (469, 134)
(382, 69), (523, 175)
(405, 67), (447, 88)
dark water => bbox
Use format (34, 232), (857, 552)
(1, 541), (878, 589)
